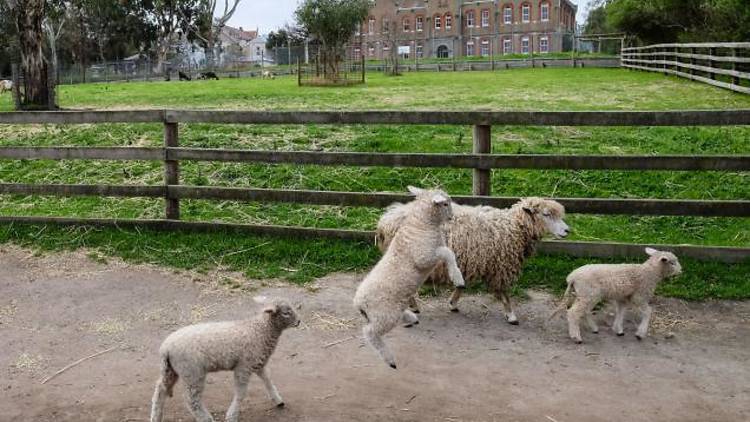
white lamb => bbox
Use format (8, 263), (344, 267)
(150, 297), (300, 422)
(549, 248), (682, 343)
(353, 186), (465, 369)
(377, 197), (569, 325)
(0, 80), (12, 95)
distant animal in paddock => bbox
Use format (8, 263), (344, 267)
(1, 79), (13, 95)
(198, 71), (219, 80)
(548, 248), (682, 343)
(262, 70), (275, 79)
(178, 71), (191, 81)
(150, 296), (300, 422)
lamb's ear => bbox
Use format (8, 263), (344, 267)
(645, 247), (658, 256)
(522, 206), (536, 216)
(407, 185), (424, 196)
(263, 304), (278, 315)
(432, 193), (448, 205)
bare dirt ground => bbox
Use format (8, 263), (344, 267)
(1, 245), (749, 422)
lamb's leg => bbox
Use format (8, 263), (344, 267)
(362, 316), (399, 369)
(408, 295), (421, 314)
(258, 367), (285, 407)
(436, 246), (465, 289)
(612, 301), (626, 336)
(635, 304), (653, 340)
(567, 300), (588, 344)
(183, 374), (214, 422)
(150, 358), (178, 422)
(448, 288), (462, 312)
(225, 370), (250, 422)
(585, 312), (599, 334)
(402, 309), (419, 327)
(498, 290), (518, 325)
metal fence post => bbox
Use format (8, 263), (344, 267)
(472, 124), (491, 196)
(732, 48), (740, 86)
(164, 117), (180, 220)
(709, 48), (716, 80)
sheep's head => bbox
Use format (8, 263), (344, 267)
(407, 185), (453, 224)
(520, 198), (569, 238)
(254, 296), (301, 329)
(645, 248), (682, 278)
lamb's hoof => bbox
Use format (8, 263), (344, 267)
(276, 402), (285, 408)
(389, 363), (397, 369)
(411, 309), (420, 314)
(450, 307), (459, 313)
(507, 319), (519, 325)
(404, 321), (419, 328)
(573, 338), (583, 344)
(456, 285), (466, 290)
(617, 332), (625, 337)
(592, 330), (599, 334)
(635, 334), (644, 341)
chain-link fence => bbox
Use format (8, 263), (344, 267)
(298, 44), (365, 86)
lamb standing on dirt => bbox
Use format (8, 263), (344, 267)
(377, 197), (569, 324)
(354, 186), (465, 369)
(150, 297), (300, 422)
(549, 248), (682, 343)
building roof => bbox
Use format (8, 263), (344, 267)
(222, 25), (258, 42)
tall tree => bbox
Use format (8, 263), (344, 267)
(183, 0), (242, 68)
(295, 0), (372, 80)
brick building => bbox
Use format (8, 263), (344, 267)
(353, 0), (577, 60)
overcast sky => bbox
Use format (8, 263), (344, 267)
(227, 0), (596, 35)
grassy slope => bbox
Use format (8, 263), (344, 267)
(1, 69), (749, 299)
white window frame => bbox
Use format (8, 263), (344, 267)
(416, 16), (424, 32)
(522, 4), (530, 23)
(466, 40), (475, 56)
(445, 14), (452, 29)
(541, 3), (549, 22)
(403, 17), (411, 32)
(382, 17), (390, 33)
(540, 36), (549, 53)
(466, 10), (475, 27)
(480, 40), (490, 57)
(521, 36), (530, 54)
(369, 18), (375, 34)
(503, 38), (512, 54)
(416, 43), (424, 58)
(504, 6), (512, 24)
(481, 9), (489, 27)
(435, 15), (441, 30)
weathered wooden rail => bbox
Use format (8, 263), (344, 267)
(1, 110), (749, 262)
(622, 42), (750, 94)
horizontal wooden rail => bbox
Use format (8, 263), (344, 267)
(4, 110), (750, 126)
(623, 42), (750, 51)
(0, 216), (747, 263)
(2, 183), (748, 217)
(622, 64), (750, 95)
(622, 58), (750, 80)
(622, 51), (750, 63)
(4, 147), (748, 171)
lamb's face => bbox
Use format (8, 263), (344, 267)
(269, 302), (301, 329)
(524, 199), (569, 238)
(407, 186), (453, 224)
(645, 248), (682, 278)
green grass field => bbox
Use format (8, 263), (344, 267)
(1, 68), (748, 299)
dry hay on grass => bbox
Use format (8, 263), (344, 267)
(304, 311), (357, 331)
(87, 317), (129, 337)
(649, 307), (699, 334)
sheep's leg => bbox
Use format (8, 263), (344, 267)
(183, 374), (214, 422)
(362, 313), (399, 369)
(225, 370), (250, 422)
(448, 288), (462, 312)
(567, 300), (589, 344)
(150, 359), (178, 422)
(498, 290), (518, 325)
(258, 367), (285, 407)
(585, 312), (599, 334)
(408, 295), (421, 314)
(635, 304), (653, 340)
(612, 301), (626, 336)
(402, 309), (419, 327)
(436, 246), (465, 289)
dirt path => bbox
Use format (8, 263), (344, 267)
(1, 245), (748, 422)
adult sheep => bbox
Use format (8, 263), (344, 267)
(377, 197), (569, 325)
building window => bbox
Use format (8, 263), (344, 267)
(481, 9), (490, 27)
(416, 43), (423, 58)
(445, 14), (452, 29)
(521, 36), (530, 54)
(466, 10), (475, 27)
(466, 40), (475, 56)
(480, 39), (490, 57)
(541, 2), (549, 22)
(416, 15), (423, 32)
(383, 44), (390, 52)
(504, 6), (512, 24)
(435, 15), (441, 30)
(437, 45), (450, 58)
(368, 44), (375, 56)
(402, 17), (411, 32)
(522, 4), (530, 23)
(354, 47), (361, 57)
(539, 36), (549, 53)
(368, 17), (375, 34)
(382, 16), (390, 33)
(355, 23), (360, 36)
(503, 38), (512, 54)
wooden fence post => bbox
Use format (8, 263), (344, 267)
(472, 124), (491, 196)
(709, 48), (716, 80)
(164, 119), (180, 220)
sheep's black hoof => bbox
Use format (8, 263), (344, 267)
(412, 309), (420, 314)
(635, 334), (643, 341)
(276, 402), (285, 408)
(507, 320), (519, 326)
(456, 285), (466, 290)
(404, 321), (419, 328)
(617, 332), (625, 337)
(574, 339), (583, 344)
(450, 307), (459, 313)
(389, 363), (397, 369)
(592, 330), (599, 334)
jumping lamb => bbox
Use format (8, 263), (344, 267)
(549, 247), (682, 343)
(354, 186), (465, 369)
(376, 197), (569, 325)
(150, 297), (300, 422)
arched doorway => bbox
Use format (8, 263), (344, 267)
(436, 45), (449, 58)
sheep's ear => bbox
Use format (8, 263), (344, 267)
(263, 304), (278, 315)
(522, 206), (536, 215)
(407, 185), (424, 196)
(645, 247), (658, 256)
(432, 193), (448, 205)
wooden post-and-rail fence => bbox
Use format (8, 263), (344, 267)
(621, 42), (750, 95)
(0, 110), (749, 263)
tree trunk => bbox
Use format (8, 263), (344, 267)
(11, 0), (51, 109)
